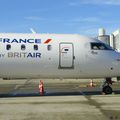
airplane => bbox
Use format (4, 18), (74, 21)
(0, 33), (120, 94)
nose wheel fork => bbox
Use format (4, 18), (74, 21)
(102, 78), (113, 94)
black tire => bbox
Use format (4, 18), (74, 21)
(102, 86), (113, 94)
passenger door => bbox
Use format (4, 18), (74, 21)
(59, 43), (74, 69)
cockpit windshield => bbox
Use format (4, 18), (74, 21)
(91, 42), (113, 50)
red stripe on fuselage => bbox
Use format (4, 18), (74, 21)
(44, 39), (52, 44)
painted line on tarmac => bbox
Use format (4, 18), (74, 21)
(10, 79), (33, 95)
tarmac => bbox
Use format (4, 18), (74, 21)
(0, 79), (120, 120)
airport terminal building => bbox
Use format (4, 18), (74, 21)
(97, 28), (120, 52)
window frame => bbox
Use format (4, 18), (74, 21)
(6, 44), (11, 50)
(34, 45), (38, 51)
(47, 45), (52, 51)
(91, 42), (113, 50)
(21, 44), (26, 51)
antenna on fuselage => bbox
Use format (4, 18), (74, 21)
(30, 28), (37, 34)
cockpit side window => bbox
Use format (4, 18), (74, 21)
(91, 42), (113, 50)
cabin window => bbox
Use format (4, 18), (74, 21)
(6, 44), (11, 50)
(91, 42), (113, 50)
(34, 45), (38, 50)
(21, 44), (26, 50)
(64, 49), (69, 51)
(47, 45), (52, 51)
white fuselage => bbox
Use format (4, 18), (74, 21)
(0, 33), (120, 79)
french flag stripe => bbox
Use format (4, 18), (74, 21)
(44, 39), (52, 44)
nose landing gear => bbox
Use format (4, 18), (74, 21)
(102, 78), (113, 94)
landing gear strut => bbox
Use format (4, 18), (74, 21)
(102, 78), (113, 94)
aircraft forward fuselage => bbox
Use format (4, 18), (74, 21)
(0, 33), (120, 79)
